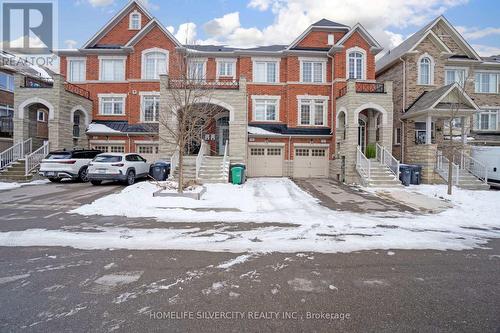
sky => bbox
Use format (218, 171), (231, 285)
(59, 0), (500, 56)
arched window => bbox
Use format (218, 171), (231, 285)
(142, 50), (168, 80)
(348, 51), (364, 80)
(419, 56), (433, 85)
(129, 11), (141, 30)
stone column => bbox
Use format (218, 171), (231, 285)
(425, 115), (432, 145)
(13, 74), (27, 145)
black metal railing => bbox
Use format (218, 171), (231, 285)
(21, 76), (53, 88)
(356, 82), (385, 94)
(169, 79), (239, 90)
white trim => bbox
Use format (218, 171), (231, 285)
(128, 10), (142, 30)
(248, 142), (286, 147)
(83, 0), (153, 48)
(252, 58), (280, 83)
(125, 18), (182, 47)
(66, 57), (87, 83)
(299, 57), (327, 83)
(297, 97), (328, 127)
(70, 106), (90, 126)
(134, 140), (159, 145)
(99, 56), (126, 81)
(346, 47), (367, 80)
(18, 97), (55, 120)
(417, 53), (435, 85)
(37, 109), (48, 123)
(287, 24), (350, 51)
(335, 23), (382, 49)
(89, 140), (126, 144)
(98, 94), (127, 116)
(431, 82), (479, 110)
(293, 143), (330, 148)
(251, 95), (281, 122)
(444, 66), (468, 85)
(336, 108), (347, 129)
(434, 16), (481, 61)
(410, 30), (453, 55)
(141, 48), (169, 80)
(216, 58), (237, 80)
(353, 102), (388, 126)
(187, 58), (208, 81)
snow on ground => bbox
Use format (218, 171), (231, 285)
(0, 180), (50, 191)
(0, 179), (499, 253)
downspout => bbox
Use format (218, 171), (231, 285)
(399, 57), (406, 162)
(328, 53), (335, 168)
(127, 133), (131, 153)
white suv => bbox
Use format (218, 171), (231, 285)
(39, 149), (102, 183)
(87, 153), (151, 186)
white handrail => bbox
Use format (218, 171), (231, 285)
(0, 138), (32, 171)
(460, 151), (488, 184)
(376, 143), (400, 179)
(25, 141), (49, 176)
(356, 145), (371, 182)
(170, 146), (180, 178)
(195, 140), (208, 180)
(222, 140), (229, 178)
(435, 150), (459, 185)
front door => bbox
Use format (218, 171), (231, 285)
(358, 119), (366, 153)
(216, 116), (230, 156)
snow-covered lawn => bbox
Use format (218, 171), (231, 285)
(0, 180), (50, 191)
(0, 178), (499, 253)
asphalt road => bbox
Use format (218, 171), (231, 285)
(0, 181), (499, 333)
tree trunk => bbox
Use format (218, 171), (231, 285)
(178, 139), (184, 194)
(447, 119), (453, 195)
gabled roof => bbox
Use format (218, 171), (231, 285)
(82, 0), (153, 49)
(402, 83), (479, 119)
(125, 18), (182, 47)
(331, 23), (383, 54)
(376, 16), (482, 74)
(287, 18), (350, 50)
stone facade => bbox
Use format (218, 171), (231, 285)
(331, 81), (394, 183)
(13, 74), (93, 151)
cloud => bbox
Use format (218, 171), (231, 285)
(64, 39), (78, 49)
(456, 26), (500, 40)
(88, 0), (114, 7)
(204, 12), (240, 37)
(174, 23), (197, 44)
(192, 0), (469, 49)
(471, 44), (500, 57)
(137, 0), (159, 10)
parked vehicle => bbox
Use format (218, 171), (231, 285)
(471, 146), (500, 185)
(39, 149), (102, 183)
(87, 153), (151, 186)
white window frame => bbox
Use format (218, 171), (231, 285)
(141, 48), (169, 80)
(417, 53), (435, 85)
(327, 34), (335, 45)
(445, 67), (467, 86)
(37, 109), (47, 122)
(0, 72), (14, 92)
(299, 57), (327, 83)
(216, 58), (237, 80)
(252, 58), (280, 83)
(129, 10), (142, 30)
(475, 109), (499, 131)
(98, 94), (127, 116)
(66, 57), (86, 83)
(251, 95), (280, 122)
(187, 58), (207, 82)
(140, 92), (160, 123)
(99, 56), (126, 82)
(394, 127), (402, 145)
(346, 47), (367, 80)
(297, 96), (329, 127)
(475, 71), (499, 94)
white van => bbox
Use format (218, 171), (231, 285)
(471, 146), (500, 185)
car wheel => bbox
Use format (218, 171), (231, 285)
(126, 170), (136, 186)
(48, 178), (61, 183)
(79, 167), (89, 182)
(90, 180), (102, 186)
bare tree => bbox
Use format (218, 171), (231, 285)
(159, 50), (220, 193)
(442, 75), (476, 195)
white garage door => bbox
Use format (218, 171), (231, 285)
(248, 147), (283, 177)
(293, 147), (329, 178)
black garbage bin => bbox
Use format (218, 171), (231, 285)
(399, 164), (412, 186)
(149, 161), (171, 181)
(409, 165), (422, 185)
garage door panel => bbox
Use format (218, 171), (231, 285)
(293, 148), (329, 178)
(248, 147), (283, 177)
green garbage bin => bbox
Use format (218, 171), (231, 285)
(231, 165), (245, 185)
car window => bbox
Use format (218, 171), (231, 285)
(72, 152), (85, 159)
(88, 151), (101, 158)
(94, 155), (122, 163)
(136, 155), (146, 162)
(125, 155), (135, 162)
(46, 152), (72, 160)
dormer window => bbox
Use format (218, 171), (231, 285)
(129, 11), (141, 30)
(327, 34), (334, 45)
(418, 54), (434, 85)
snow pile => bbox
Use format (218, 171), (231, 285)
(0, 180), (50, 191)
(86, 123), (120, 134)
(0, 179), (499, 253)
(248, 126), (282, 136)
